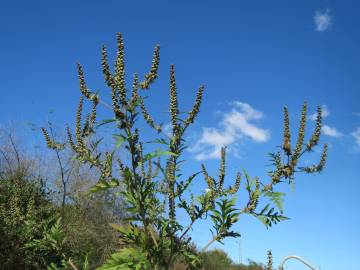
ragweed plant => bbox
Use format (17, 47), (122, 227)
(42, 33), (327, 270)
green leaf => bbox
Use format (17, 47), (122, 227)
(255, 215), (269, 227)
(86, 179), (119, 194)
(264, 191), (285, 213)
(143, 150), (177, 162)
(114, 134), (127, 149)
(147, 138), (168, 145)
(97, 118), (118, 128)
(97, 248), (150, 270)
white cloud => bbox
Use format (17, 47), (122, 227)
(188, 102), (270, 161)
(162, 123), (172, 137)
(309, 105), (330, 121)
(322, 125), (342, 138)
(314, 9), (332, 32)
(352, 127), (360, 147)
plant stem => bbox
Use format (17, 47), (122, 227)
(202, 235), (219, 252)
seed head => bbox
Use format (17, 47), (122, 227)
(110, 81), (123, 120)
(169, 65), (179, 131)
(77, 63), (91, 99)
(217, 147), (226, 192)
(66, 125), (77, 152)
(302, 143), (328, 173)
(185, 85), (204, 126)
(307, 105), (322, 151)
(291, 102), (307, 167)
(229, 172), (241, 194)
(247, 179), (260, 212)
(114, 33), (127, 105)
(41, 128), (57, 149)
(318, 143), (328, 171)
(102, 152), (113, 179)
(82, 114), (91, 137)
(201, 164), (216, 190)
(282, 106), (291, 155)
(75, 96), (86, 150)
(90, 99), (97, 126)
(131, 73), (139, 106)
(101, 45), (114, 88)
(140, 45), (160, 89)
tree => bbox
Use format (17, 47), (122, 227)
(42, 33), (327, 270)
(200, 249), (233, 270)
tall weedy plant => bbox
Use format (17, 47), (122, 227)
(42, 33), (327, 270)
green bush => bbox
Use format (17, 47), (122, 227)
(0, 169), (64, 269)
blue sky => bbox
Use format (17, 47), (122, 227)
(1, 1), (360, 269)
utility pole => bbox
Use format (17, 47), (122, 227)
(237, 238), (242, 265)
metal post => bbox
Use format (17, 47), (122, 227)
(279, 255), (318, 270)
(237, 239), (242, 265)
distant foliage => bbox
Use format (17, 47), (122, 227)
(200, 249), (233, 270)
(0, 131), (124, 269)
(0, 161), (63, 269)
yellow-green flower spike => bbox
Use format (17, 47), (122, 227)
(271, 169), (282, 185)
(101, 45), (114, 88)
(90, 99), (97, 127)
(77, 63), (91, 99)
(201, 164), (215, 190)
(217, 147), (226, 192)
(66, 125), (77, 152)
(185, 85), (204, 126)
(307, 105), (322, 151)
(131, 73), (139, 106)
(229, 172), (241, 194)
(317, 143), (328, 171)
(110, 68), (123, 120)
(41, 128), (57, 149)
(114, 33), (127, 105)
(75, 96), (86, 150)
(303, 143), (328, 173)
(282, 106), (291, 155)
(82, 114), (91, 137)
(102, 152), (113, 179)
(140, 45), (160, 89)
(246, 179), (261, 212)
(291, 102), (307, 167)
(169, 65), (179, 131)
(167, 160), (176, 220)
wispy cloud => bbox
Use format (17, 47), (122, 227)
(314, 9), (332, 32)
(322, 125), (342, 138)
(309, 105), (342, 137)
(188, 102), (270, 161)
(352, 127), (360, 147)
